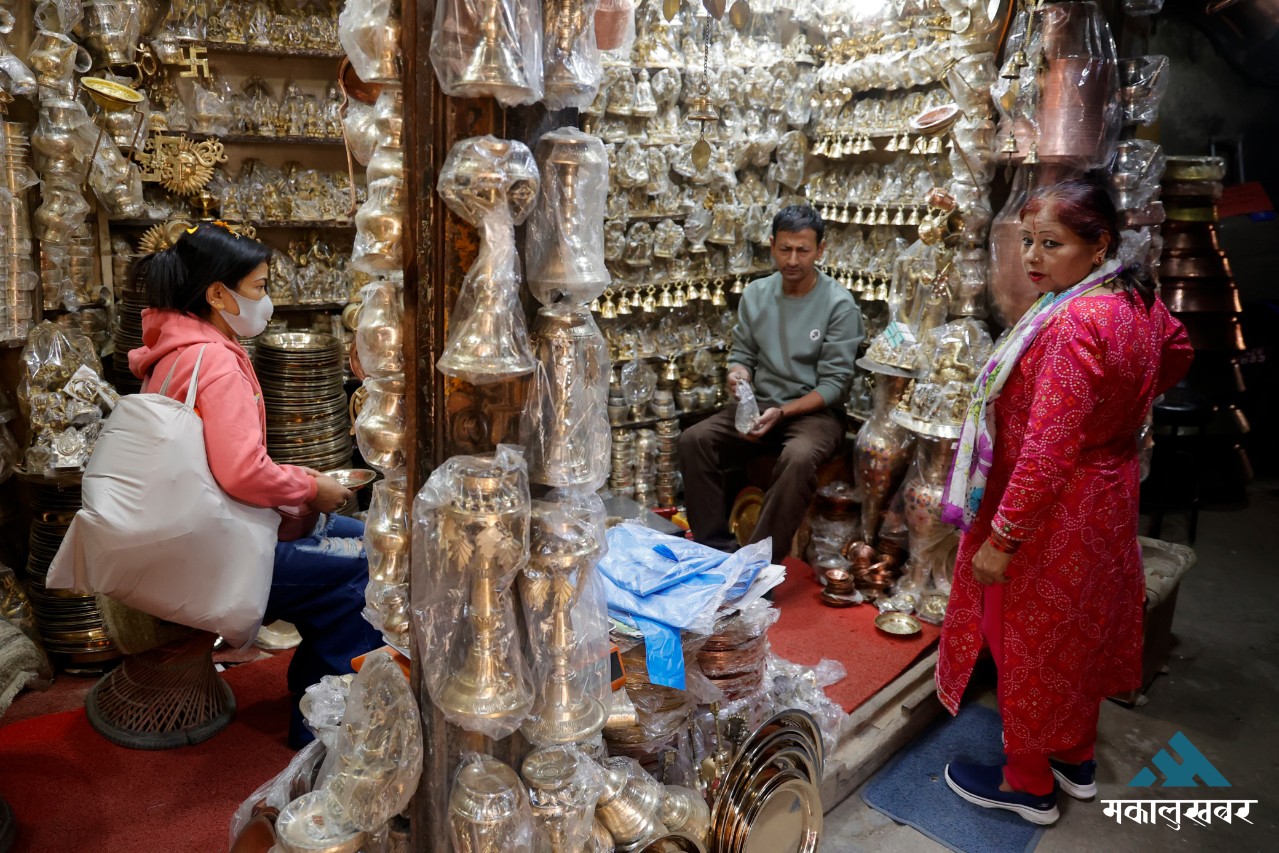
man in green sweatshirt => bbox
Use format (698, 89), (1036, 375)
(679, 204), (865, 563)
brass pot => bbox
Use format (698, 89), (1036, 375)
(449, 757), (535, 853)
(365, 477), (409, 584)
(355, 279), (405, 378)
(854, 373), (916, 545)
(354, 375), (406, 476)
(1175, 313), (1247, 352)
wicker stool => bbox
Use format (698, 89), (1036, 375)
(85, 597), (235, 749)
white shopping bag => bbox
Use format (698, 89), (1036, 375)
(48, 346), (278, 648)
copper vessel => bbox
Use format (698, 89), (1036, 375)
(1037, 58), (1115, 166)
(1158, 279), (1241, 314)
(854, 373), (916, 545)
(1160, 254), (1231, 278)
(1175, 314), (1247, 352)
(1161, 224), (1221, 255)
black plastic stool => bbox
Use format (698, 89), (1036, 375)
(1146, 390), (1212, 544)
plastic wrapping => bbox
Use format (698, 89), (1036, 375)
(661, 785), (711, 845)
(1109, 139), (1165, 212)
(594, 0), (635, 54)
(854, 372), (916, 546)
(898, 318), (994, 431)
(26, 29), (90, 97)
(355, 279), (405, 379)
(430, 0), (544, 106)
(342, 98), (378, 166)
(339, 0), (402, 85)
(595, 755), (668, 849)
(362, 578), (411, 652)
(354, 375), (406, 478)
(80, 0), (142, 68)
(228, 740), (327, 849)
(411, 447), (534, 739)
(300, 673), (354, 750)
(0, 562), (51, 680)
(527, 127), (610, 306)
(762, 653), (852, 757)
(543, 0), (603, 110)
(523, 306), (610, 491)
(365, 476), (410, 587)
(0, 13), (38, 98)
(316, 650), (423, 832)
(1034, 2), (1119, 169)
(18, 322), (116, 476)
(522, 744), (606, 853)
(897, 437), (961, 597)
(436, 136), (539, 384)
(449, 754), (537, 852)
(733, 382), (760, 434)
(519, 490), (611, 746)
(1119, 55), (1168, 126)
(353, 175), (405, 274)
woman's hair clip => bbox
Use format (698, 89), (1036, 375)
(184, 220), (242, 237)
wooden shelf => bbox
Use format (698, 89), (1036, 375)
(109, 218), (354, 230)
(205, 41), (343, 60)
(220, 134), (345, 146)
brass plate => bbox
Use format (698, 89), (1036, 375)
(325, 468), (377, 490)
(729, 487), (763, 547)
(736, 776), (822, 853)
(875, 611), (922, 636)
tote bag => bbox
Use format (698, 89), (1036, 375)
(47, 346), (278, 648)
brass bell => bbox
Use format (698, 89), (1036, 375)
(685, 94), (719, 124)
(877, 206), (891, 225)
(1025, 142), (1040, 165)
(1001, 132), (1019, 154)
(730, 276), (745, 294)
(711, 284), (727, 306)
(907, 206), (921, 226)
(927, 135), (942, 154)
(999, 50), (1027, 80)
(899, 134), (912, 151)
(884, 135), (898, 153)
(842, 272), (854, 291)
(642, 288), (657, 313)
(700, 282), (713, 301)
(631, 289), (644, 307)
(854, 274), (865, 292)
(850, 205), (863, 225)
(601, 291), (617, 319)
(891, 206), (906, 226)
(616, 292), (632, 314)
(671, 285), (686, 308)
(589, 295), (602, 313)
(910, 137), (924, 155)
(658, 285), (673, 309)
(663, 359), (680, 382)
(813, 136), (828, 157)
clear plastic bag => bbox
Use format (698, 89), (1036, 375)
(595, 756), (668, 849)
(519, 490), (611, 746)
(522, 744), (606, 853)
(228, 740), (327, 849)
(355, 279), (406, 379)
(733, 382), (760, 434)
(436, 136), (539, 384)
(342, 98), (378, 166)
(430, 0), (544, 106)
(411, 446), (534, 739)
(18, 322), (116, 476)
(300, 673), (354, 750)
(1119, 55), (1169, 126)
(339, 0), (402, 84)
(316, 650), (423, 832)
(0, 562), (51, 679)
(0, 12), (38, 98)
(544, 0), (603, 110)
(763, 653), (852, 757)
(449, 754), (537, 851)
(523, 306), (610, 491)
(526, 127), (610, 306)
(1109, 139), (1165, 212)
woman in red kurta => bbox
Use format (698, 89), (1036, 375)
(937, 180), (1193, 824)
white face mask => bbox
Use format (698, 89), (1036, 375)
(218, 287), (273, 338)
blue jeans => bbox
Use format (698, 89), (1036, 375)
(266, 513), (382, 746)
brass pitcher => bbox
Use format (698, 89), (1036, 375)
(449, 756), (536, 853)
(526, 127), (610, 306)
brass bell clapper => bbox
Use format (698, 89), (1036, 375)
(414, 449), (534, 740)
(436, 136), (540, 384)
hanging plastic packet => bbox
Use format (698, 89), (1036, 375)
(734, 382), (760, 434)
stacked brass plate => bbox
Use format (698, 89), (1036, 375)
(255, 332), (353, 471)
(20, 477), (117, 663)
(708, 710), (823, 853)
(111, 283), (148, 395)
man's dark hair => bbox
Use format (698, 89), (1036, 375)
(771, 204), (825, 244)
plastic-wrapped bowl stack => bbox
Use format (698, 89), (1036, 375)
(0, 122), (39, 343)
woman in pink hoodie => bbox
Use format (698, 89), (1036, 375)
(129, 223), (380, 747)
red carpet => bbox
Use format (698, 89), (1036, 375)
(0, 652), (297, 853)
(771, 558), (940, 712)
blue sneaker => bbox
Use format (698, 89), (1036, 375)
(944, 762), (1060, 825)
(1049, 758), (1097, 800)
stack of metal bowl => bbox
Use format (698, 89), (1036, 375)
(20, 476), (117, 666)
(0, 122), (39, 343)
(255, 331), (352, 471)
(1157, 155), (1251, 501)
(610, 428), (636, 497)
(654, 419), (681, 508)
(111, 282), (148, 395)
